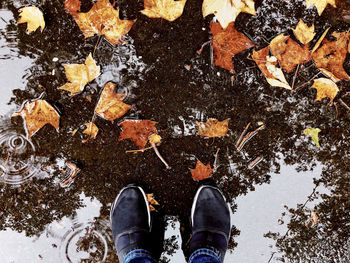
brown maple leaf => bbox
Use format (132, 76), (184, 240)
(95, 82), (131, 122)
(269, 34), (311, 73)
(118, 120), (158, 149)
(67, 0), (136, 45)
(190, 160), (213, 181)
(12, 99), (60, 138)
(312, 31), (350, 81)
(141, 0), (187, 21)
(210, 22), (254, 73)
(196, 118), (230, 137)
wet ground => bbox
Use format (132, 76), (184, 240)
(1, 0), (350, 262)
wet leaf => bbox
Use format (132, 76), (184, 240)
(304, 128), (321, 147)
(82, 122), (99, 142)
(293, 20), (316, 45)
(190, 160), (213, 181)
(12, 99), (60, 138)
(118, 120), (158, 149)
(306, 0), (336, 16)
(95, 82), (131, 122)
(146, 193), (160, 211)
(196, 118), (230, 137)
(68, 0), (136, 45)
(64, 0), (81, 15)
(311, 31), (350, 81)
(60, 53), (101, 96)
(305, 211), (319, 228)
(148, 134), (162, 145)
(270, 34), (311, 73)
(210, 22), (254, 72)
(203, 0), (256, 30)
(60, 162), (80, 188)
(141, 0), (187, 21)
(311, 78), (339, 102)
(17, 6), (45, 33)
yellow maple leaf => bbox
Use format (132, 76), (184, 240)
(141, 0), (187, 21)
(146, 193), (160, 211)
(60, 53), (101, 96)
(18, 6), (45, 33)
(305, 0), (336, 16)
(293, 19), (316, 45)
(203, 0), (256, 30)
(265, 56), (291, 90)
(311, 78), (339, 102)
(12, 99), (60, 138)
(196, 118), (230, 137)
(70, 0), (136, 45)
(95, 82), (131, 122)
(82, 122), (99, 142)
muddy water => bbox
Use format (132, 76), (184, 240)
(1, 0), (350, 262)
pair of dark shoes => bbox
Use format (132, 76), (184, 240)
(110, 184), (231, 262)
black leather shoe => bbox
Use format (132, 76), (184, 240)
(110, 185), (151, 262)
(189, 185), (231, 262)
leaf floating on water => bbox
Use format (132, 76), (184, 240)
(196, 118), (230, 138)
(141, 0), (187, 21)
(18, 6), (45, 33)
(311, 78), (339, 102)
(12, 99), (60, 138)
(210, 22), (254, 73)
(203, 0), (256, 30)
(82, 122), (99, 143)
(293, 20), (316, 45)
(146, 193), (160, 211)
(305, 0), (336, 16)
(304, 128), (321, 147)
(60, 53), (101, 96)
(190, 160), (213, 181)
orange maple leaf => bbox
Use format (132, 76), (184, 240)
(196, 118), (230, 138)
(146, 193), (160, 211)
(118, 120), (158, 149)
(64, 0), (81, 15)
(190, 160), (213, 181)
(252, 47), (274, 79)
(210, 22), (254, 73)
(269, 34), (311, 73)
(66, 0), (136, 45)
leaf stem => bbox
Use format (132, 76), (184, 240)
(152, 143), (170, 169)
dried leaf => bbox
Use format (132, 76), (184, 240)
(60, 53), (101, 96)
(146, 193), (160, 211)
(18, 6), (45, 33)
(190, 160), (213, 181)
(60, 161), (80, 188)
(311, 78), (339, 102)
(305, 211), (319, 228)
(141, 0), (187, 21)
(64, 0), (81, 15)
(12, 99), (60, 138)
(68, 0), (136, 45)
(311, 31), (350, 81)
(252, 47), (274, 78)
(118, 120), (158, 149)
(203, 0), (256, 30)
(95, 82), (131, 122)
(304, 128), (321, 147)
(196, 118), (230, 137)
(270, 34), (311, 73)
(306, 0), (336, 16)
(311, 27), (330, 53)
(82, 122), (99, 142)
(210, 22), (254, 72)
(148, 134), (162, 145)
(293, 20), (316, 45)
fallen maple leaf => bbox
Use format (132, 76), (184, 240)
(252, 47), (291, 90)
(304, 128), (321, 147)
(82, 122), (99, 142)
(60, 53), (101, 96)
(95, 82), (131, 122)
(18, 6), (45, 33)
(269, 34), (311, 73)
(293, 19), (316, 45)
(64, 0), (81, 15)
(311, 31), (350, 81)
(141, 0), (187, 21)
(12, 99), (60, 138)
(118, 119), (158, 149)
(210, 22), (254, 72)
(305, 211), (319, 228)
(190, 160), (213, 181)
(196, 118), (230, 137)
(146, 193), (160, 211)
(203, 0), (256, 30)
(306, 0), (336, 16)
(67, 0), (136, 45)
(311, 78), (339, 102)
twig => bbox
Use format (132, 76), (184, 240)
(126, 146), (153, 153)
(213, 148), (220, 171)
(237, 125), (265, 152)
(235, 122), (251, 148)
(93, 35), (104, 58)
(291, 64), (300, 93)
(248, 156), (263, 169)
(152, 143), (170, 169)
(339, 98), (350, 112)
(294, 72), (322, 91)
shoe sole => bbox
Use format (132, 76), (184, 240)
(110, 185), (151, 230)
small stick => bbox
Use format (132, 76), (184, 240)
(339, 98), (350, 112)
(237, 125), (265, 151)
(197, 40), (211, 55)
(248, 156), (263, 169)
(152, 143), (170, 169)
(294, 72), (322, 91)
(126, 146), (153, 153)
(213, 148), (220, 171)
(93, 35), (103, 58)
(235, 122), (251, 148)
(291, 64), (300, 93)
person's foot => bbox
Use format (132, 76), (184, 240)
(189, 185), (231, 262)
(110, 185), (151, 262)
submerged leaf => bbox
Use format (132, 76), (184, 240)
(293, 20), (316, 45)
(305, 0), (336, 16)
(18, 6), (45, 33)
(311, 78), (339, 102)
(190, 160), (213, 181)
(304, 128), (321, 147)
(82, 122), (99, 142)
(196, 118), (230, 138)
(141, 0), (187, 21)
